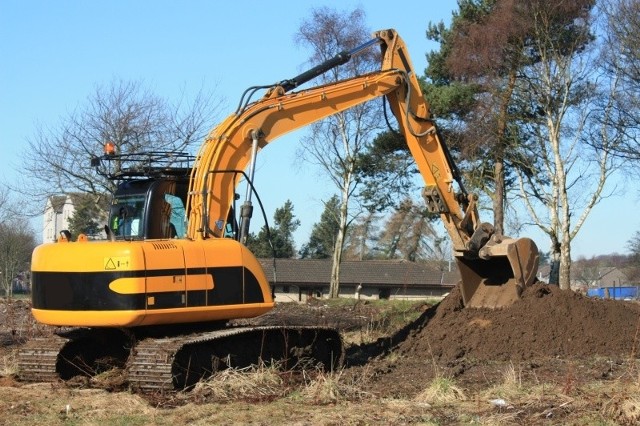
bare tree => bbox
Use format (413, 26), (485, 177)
(599, 0), (640, 163)
(515, 2), (623, 289)
(0, 184), (10, 224)
(0, 220), (35, 296)
(602, 0), (640, 89)
(0, 187), (36, 296)
(17, 79), (222, 216)
(295, 7), (382, 298)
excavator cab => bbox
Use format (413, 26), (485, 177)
(94, 150), (193, 241)
(107, 177), (190, 240)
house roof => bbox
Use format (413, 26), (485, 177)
(48, 195), (68, 213)
(68, 192), (97, 205)
(258, 258), (459, 287)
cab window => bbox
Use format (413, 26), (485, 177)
(109, 196), (145, 239)
(164, 193), (186, 238)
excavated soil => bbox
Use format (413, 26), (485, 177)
(344, 282), (640, 397)
(233, 282), (640, 399)
(399, 282), (640, 361)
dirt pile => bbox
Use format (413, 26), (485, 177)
(396, 283), (640, 363)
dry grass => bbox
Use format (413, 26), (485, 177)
(294, 367), (373, 404)
(191, 362), (287, 402)
(3, 358), (640, 425)
(415, 376), (466, 404)
(480, 362), (532, 401)
(183, 363), (375, 406)
(596, 373), (640, 426)
(89, 367), (127, 391)
(601, 393), (640, 425)
(338, 299), (428, 345)
(0, 351), (18, 377)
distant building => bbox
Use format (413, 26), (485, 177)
(593, 267), (629, 288)
(259, 258), (458, 302)
(537, 263), (632, 295)
(43, 194), (106, 242)
(43, 195), (73, 243)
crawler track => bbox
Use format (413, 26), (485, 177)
(17, 335), (68, 383)
(18, 326), (343, 393)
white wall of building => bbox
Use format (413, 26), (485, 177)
(42, 196), (75, 243)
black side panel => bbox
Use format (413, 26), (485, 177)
(243, 267), (264, 303)
(32, 271), (146, 311)
(207, 267), (243, 305)
(207, 267), (264, 305)
(32, 266), (265, 312)
(150, 292), (185, 309)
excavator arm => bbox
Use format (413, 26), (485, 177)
(186, 29), (539, 308)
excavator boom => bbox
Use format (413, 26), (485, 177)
(186, 29), (539, 308)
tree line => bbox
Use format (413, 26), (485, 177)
(245, 196), (445, 263)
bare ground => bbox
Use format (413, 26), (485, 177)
(1, 284), (640, 425)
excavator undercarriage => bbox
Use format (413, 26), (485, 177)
(18, 325), (343, 392)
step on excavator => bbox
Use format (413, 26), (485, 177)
(19, 29), (539, 392)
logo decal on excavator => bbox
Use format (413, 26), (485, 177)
(431, 164), (441, 180)
(104, 257), (131, 270)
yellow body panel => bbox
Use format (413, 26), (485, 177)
(33, 240), (145, 272)
(31, 238), (274, 327)
(109, 278), (146, 294)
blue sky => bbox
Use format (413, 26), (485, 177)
(0, 0), (637, 258)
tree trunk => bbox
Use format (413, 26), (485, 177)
(559, 241), (572, 290)
(493, 160), (504, 236)
(329, 239), (342, 298)
(548, 241), (560, 286)
(559, 180), (572, 290)
(329, 183), (350, 298)
(492, 71), (516, 236)
(328, 227), (345, 298)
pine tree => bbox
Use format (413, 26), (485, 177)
(67, 194), (106, 238)
(246, 200), (300, 258)
(299, 195), (340, 259)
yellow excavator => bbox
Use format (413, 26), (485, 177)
(19, 29), (539, 391)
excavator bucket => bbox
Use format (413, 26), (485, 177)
(456, 237), (539, 309)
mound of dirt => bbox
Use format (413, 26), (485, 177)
(345, 283), (640, 399)
(395, 283), (640, 363)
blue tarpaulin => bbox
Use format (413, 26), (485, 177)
(587, 286), (638, 300)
